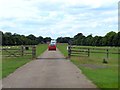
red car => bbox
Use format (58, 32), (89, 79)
(48, 43), (56, 50)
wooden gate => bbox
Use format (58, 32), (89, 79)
(2, 45), (36, 59)
(68, 45), (89, 58)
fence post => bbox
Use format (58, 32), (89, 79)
(88, 48), (90, 57)
(68, 45), (71, 58)
(21, 45), (24, 56)
(106, 49), (109, 59)
(32, 45), (36, 59)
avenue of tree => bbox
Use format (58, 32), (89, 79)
(0, 31), (120, 46)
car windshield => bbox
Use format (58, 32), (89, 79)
(50, 41), (56, 44)
(51, 42), (55, 44)
(50, 43), (55, 46)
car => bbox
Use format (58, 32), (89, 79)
(48, 43), (56, 50)
(48, 40), (56, 50)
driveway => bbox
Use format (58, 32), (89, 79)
(2, 49), (97, 88)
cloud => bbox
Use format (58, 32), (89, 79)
(0, 0), (118, 38)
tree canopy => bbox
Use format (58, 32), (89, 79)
(0, 31), (119, 46)
(56, 31), (120, 46)
(1, 32), (51, 46)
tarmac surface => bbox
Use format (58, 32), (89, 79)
(2, 49), (97, 88)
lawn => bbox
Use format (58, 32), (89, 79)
(1, 44), (47, 79)
(57, 43), (119, 89)
(57, 43), (68, 57)
(36, 44), (48, 57)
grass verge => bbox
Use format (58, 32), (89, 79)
(36, 44), (48, 57)
(57, 43), (68, 57)
(57, 43), (118, 89)
(2, 44), (47, 79)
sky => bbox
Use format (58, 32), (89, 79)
(0, 0), (118, 39)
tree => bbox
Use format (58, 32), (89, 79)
(3, 32), (14, 45)
(104, 31), (116, 46)
(113, 31), (120, 46)
(117, 32), (120, 46)
(57, 37), (71, 43)
(36, 36), (44, 44)
(92, 36), (103, 46)
(2, 32), (42, 45)
(43, 37), (51, 43)
(73, 33), (85, 45)
(0, 31), (3, 45)
(1, 31), (120, 46)
(85, 34), (93, 46)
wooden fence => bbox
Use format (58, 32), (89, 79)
(1, 45), (36, 59)
(68, 45), (119, 59)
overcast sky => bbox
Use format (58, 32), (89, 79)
(0, 0), (118, 39)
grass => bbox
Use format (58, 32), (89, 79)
(36, 44), (48, 57)
(57, 43), (68, 57)
(57, 43), (119, 89)
(1, 44), (47, 79)
(2, 56), (31, 78)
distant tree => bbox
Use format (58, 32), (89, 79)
(0, 31), (3, 45)
(56, 37), (63, 43)
(3, 32), (14, 45)
(20, 35), (30, 45)
(104, 31), (116, 46)
(26, 34), (38, 45)
(1, 31), (120, 46)
(27, 34), (36, 40)
(92, 36), (103, 46)
(57, 37), (71, 43)
(73, 33), (85, 45)
(85, 34), (93, 46)
(12, 33), (23, 45)
(2, 32), (41, 45)
(43, 37), (51, 43)
(36, 36), (44, 44)
(113, 31), (120, 46)
(118, 32), (120, 46)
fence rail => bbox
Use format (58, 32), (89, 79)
(2, 45), (36, 59)
(68, 45), (119, 58)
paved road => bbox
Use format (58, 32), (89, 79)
(2, 49), (97, 88)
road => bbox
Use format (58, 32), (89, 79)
(2, 49), (97, 88)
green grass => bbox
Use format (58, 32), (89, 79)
(2, 56), (31, 78)
(71, 57), (118, 89)
(57, 43), (119, 89)
(57, 43), (68, 57)
(36, 44), (48, 57)
(1, 44), (47, 79)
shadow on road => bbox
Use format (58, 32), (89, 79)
(36, 57), (67, 60)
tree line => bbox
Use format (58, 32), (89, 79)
(0, 31), (51, 46)
(0, 31), (120, 46)
(57, 31), (120, 46)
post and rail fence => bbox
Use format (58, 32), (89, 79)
(1, 45), (36, 59)
(67, 45), (119, 60)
